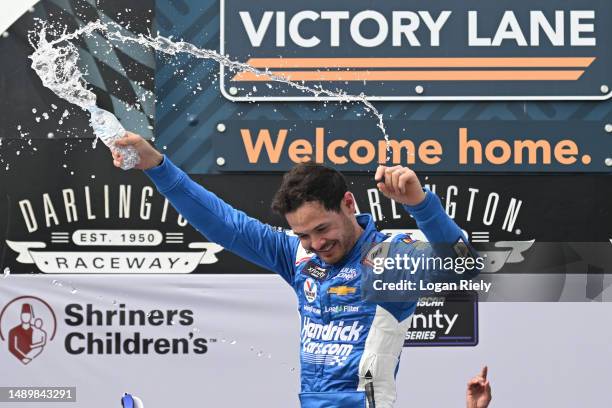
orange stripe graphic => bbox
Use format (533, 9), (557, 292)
(232, 70), (584, 82)
(245, 57), (595, 69)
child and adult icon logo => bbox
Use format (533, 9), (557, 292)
(0, 296), (57, 365)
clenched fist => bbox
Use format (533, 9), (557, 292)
(374, 165), (426, 206)
(112, 132), (164, 170)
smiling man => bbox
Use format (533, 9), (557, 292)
(112, 133), (477, 408)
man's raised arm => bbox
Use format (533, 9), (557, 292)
(112, 133), (299, 283)
(375, 165), (476, 254)
(374, 165), (481, 282)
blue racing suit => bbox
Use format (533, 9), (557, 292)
(145, 157), (475, 408)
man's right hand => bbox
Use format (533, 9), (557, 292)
(112, 132), (164, 170)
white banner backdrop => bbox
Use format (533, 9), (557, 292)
(0, 0), (39, 35)
(0, 275), (611, 407)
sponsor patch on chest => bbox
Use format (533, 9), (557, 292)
(301, 260), (329, 281)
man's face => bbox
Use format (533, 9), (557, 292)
(285, 194), (358, 264)
(20, 312), (31, 324)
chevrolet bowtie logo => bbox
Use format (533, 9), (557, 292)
(328, 286), (357, 296)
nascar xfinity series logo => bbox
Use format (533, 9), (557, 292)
(301, 317), (363, 366)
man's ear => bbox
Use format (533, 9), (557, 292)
(342, 191), (356, 214)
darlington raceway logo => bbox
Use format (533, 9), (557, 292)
(5, 183), (223, 273)
(301, 317), (363, 366)
(0, 297), (212, 363)
(221, 0), (611, 100)
(0, 296), (57, 365)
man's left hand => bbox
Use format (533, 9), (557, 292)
(374, 165), (426, 206)
(466, 366), (492, 408)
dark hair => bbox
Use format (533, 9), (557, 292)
(271, 163), (348, 215)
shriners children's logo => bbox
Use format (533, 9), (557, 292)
(0, 296), (57, 365)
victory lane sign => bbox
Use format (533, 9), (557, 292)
(221, 0), (612, 100)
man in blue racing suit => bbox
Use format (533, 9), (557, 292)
(113, 133), (479, 408)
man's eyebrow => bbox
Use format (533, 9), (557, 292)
(294, 223), (328, 236)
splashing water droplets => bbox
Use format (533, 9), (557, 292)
(29, 24), (139, 169)
(28, 20), (391, 159)
(29, 28), (97, 108)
